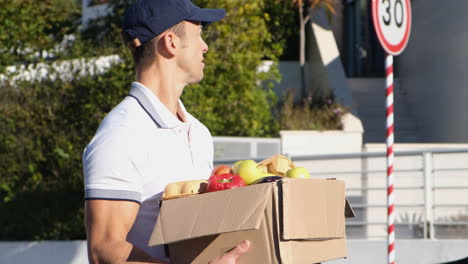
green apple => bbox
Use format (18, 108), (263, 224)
(285, 167), (311, 179)
(233, 160), (264, 185)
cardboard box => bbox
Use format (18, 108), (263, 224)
(149, 178), (355, 263)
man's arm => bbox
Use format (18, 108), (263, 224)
(85, 199), (250, 264)
(85, 199), (167, 264)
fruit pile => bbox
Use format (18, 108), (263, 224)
(207, 154), (311, 192)
(162, 155), (312, 199)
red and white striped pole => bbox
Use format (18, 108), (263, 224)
(386, 54), (395, 264)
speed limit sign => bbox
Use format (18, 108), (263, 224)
(372, 2), (411, 264)
(372, 0), (412, 55)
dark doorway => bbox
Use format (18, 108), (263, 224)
(343, 0), (389, 78)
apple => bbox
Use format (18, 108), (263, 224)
(211, 165), (232, 176)
(232, 160), (265, 185)
(232, 160), (257, 175)
(232, 160), (242, 174)
(285, 167), (311, 179)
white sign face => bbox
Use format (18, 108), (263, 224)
(372, 0), (411, 55)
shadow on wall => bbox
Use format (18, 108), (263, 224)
(307, 9), (355, 114)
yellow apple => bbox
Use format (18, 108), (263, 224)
(232, 160), (256, 175)
(233, 160), (264, 185)
(232, 160), (246, 174)
(285, 167), (311, 179)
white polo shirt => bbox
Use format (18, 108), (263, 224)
(83, 82), (214, 259)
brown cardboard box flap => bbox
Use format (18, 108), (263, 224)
(281, 178), (346, 240)
(149, 183), (273, 246)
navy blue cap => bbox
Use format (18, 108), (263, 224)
(122, 0), (225, 46)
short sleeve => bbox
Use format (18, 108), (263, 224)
(83, 126), (143, 204)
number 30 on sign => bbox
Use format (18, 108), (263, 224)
(372, 0), (412, 55)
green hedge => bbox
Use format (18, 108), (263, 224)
(0, 0), (286, 240)
(0, 0), (80, 71)
(0, 63), (132, 239)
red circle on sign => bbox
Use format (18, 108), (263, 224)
(372, 0), (412, 55)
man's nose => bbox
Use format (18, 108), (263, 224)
(202, 41), (208, 54)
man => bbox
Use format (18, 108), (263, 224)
(82, 0), (250, 263)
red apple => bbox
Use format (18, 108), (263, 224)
(211, 165), (233, 176)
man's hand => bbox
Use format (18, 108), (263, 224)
(209, 240), (250, 264)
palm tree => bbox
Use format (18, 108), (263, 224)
(288, 0), (336, 98)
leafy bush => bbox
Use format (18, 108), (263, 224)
(0, 63), (132, 239)
(279, 89), (346, 130)
(0, 0), (80, 71)
(184, 0), (281, 137)
(435, 211), (468, 239)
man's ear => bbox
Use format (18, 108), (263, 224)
(160, 32), (179, 56)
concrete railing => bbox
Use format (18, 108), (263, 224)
(212, 137), (468, 240)
(290, 146), (468, 240)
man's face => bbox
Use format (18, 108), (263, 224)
(175, 21), (209, 84)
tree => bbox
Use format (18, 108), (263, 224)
(185, 0), (281, 137)
(279, 0), (336, 98)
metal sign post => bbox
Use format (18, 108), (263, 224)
(371, 0), (412, 263)
(385, 53), (395, 264)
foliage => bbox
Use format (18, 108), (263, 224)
(434, 210), (468, 239)
(279, 89), (346, 130)
(0, 62), (132, 240)
(274, 0), (337, 99)
(263, 0), (298, 60)
(396, 211), (425, 238)
(0, 0), (81, 71)
(396, 210), (468, 239)
(184, 0), (281, 137)
(297, 0), (336, 16)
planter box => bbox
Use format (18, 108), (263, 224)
(280, 113), (363, 156)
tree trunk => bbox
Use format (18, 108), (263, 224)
(299, 4), (305, 67)
(299, 3), (307, 99)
